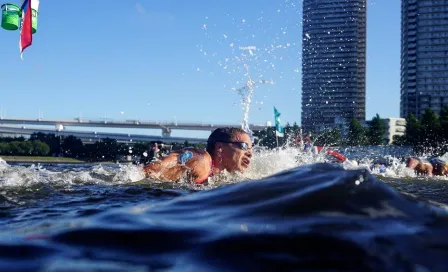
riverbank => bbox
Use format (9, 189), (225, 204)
(0, 156), (85, 164)
(0, 156), (134, 165)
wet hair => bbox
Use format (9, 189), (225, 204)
(206, 127), (247, 156)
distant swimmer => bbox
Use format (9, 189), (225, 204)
(429, 157), (448, 176)
(297, 134), (347, 164)
(406, 157), (448, 177)
(143, 127), (253, 184)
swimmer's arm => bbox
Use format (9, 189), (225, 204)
(143, 151), (212, 183)
(143, 152), (188, 181)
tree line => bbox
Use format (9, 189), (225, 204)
(0, 132), (217, 162)
(0, 133), (180, 162)
(0, 136), (50, 156)
(393, 105), (448, 156)
(252, 113), (389, 148)
(340, 113), (389, 147)
(253, 105), (448, 158)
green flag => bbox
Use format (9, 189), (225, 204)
(274, 107), (284, 137)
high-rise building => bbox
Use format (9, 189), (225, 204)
(301, 0), (367, 133)
(401, 0), (448, 119)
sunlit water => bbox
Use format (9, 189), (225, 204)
(1, 148), (448, 271)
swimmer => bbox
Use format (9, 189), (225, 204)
(143, 127), (253, 184)
(429, 157), (448, 176)
(406, 157), (448, 177)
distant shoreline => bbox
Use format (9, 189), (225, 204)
(0, 156), (118, 165)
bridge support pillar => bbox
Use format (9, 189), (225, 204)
(55, 124), (64, 131)
(162, 128), (171, 137)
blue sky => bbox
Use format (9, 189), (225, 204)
(1, 0), (400, 138)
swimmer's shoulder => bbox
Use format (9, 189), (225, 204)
(178, 148), (212, 183)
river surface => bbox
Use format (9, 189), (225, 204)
(1, 149), (448, 271)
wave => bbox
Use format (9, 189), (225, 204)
(0, 163), (447, 271)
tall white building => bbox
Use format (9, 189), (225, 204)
(383, 118), (406, 144)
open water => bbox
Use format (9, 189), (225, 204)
(1, 148), (448, 271)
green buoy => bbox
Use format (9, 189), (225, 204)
(1, 3), (21, 31)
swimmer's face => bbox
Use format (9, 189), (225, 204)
(217, 132), (252, 173)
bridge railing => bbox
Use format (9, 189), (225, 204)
(0, 117), (270, 129)
(74, 119), (266, 128)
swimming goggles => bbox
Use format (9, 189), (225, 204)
(218, 141), (251, 151)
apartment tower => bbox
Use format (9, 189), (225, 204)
(301, 0), (367, 132)
(401, 0), (448, 119)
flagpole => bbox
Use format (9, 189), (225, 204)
(276, 134), (278, 148)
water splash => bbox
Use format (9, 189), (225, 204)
(0, 162), (144, 188)
(233, 76), (274, 140)
(199, 1), (301, 128)
(0, 147), (445, 191)
(233, 76), (256, 139)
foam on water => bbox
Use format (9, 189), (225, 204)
(0, 161), (145, 188)
(246, 146), (323, 179)
(0, 148), (446, 190)
(0, 146), (317, 189)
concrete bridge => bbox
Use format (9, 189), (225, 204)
(0, 126), (207, 144)
(0, 117), (270, 137)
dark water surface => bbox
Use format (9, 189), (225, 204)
(1, 163), (448, 271)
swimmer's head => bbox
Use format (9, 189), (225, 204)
(207, 127), (252, 172)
